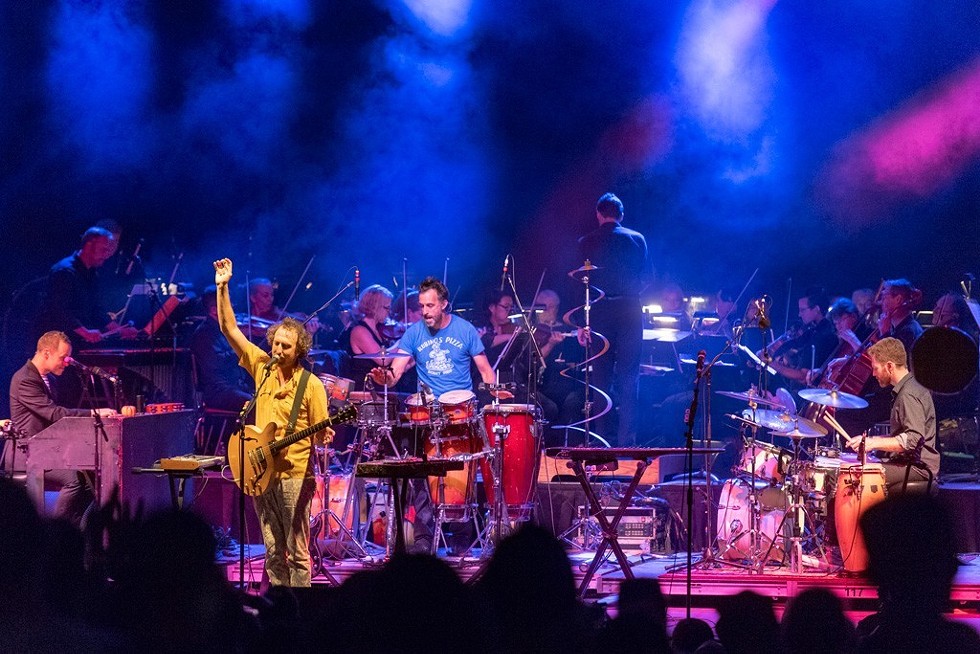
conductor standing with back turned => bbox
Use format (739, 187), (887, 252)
(578, 192), (649, 447)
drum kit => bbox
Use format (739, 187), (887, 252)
(715, 385), (886, 573)
(311, 351), (544, 562)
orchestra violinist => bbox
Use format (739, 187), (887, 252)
(759, 287), (838, 386)
(342, 284), (405, 390)
(532, 289), (586, 434)
(241, 277), (321, 342)
(877, 278), (923, 357)
(804, 298), (873, 385)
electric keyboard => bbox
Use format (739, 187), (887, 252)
(158, 454), (225, 472)
(544, 446), (725, 462)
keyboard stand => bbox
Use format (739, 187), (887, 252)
(546, 447), (724, 597)
(131, 466), (202, 510)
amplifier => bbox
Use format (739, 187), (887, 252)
(575, 505), (674, 554)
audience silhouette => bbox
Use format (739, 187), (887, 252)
(1, 479), (978, 654)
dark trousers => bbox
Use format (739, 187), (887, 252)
(589, 297), (643, 447)
(46, 469), (95, 529)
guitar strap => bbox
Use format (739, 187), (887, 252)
(285, 369), (312, 436)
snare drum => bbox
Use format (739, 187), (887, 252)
(834, 463), (887, 573)
(737, 441), (790, 482)
(438, 390), (477, 425)
(716, 479), (785, 561)
(803, 456), (843, 499)
(479, 404), (541, 518)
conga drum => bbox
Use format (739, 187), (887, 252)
(834, 463), (887, 573)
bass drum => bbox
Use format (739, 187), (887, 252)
(716, 479), (785, 562)
(912, 326), (978, 394)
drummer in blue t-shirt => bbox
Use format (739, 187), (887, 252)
(368, 276), (499, 554)
(369, 276), (497, 396)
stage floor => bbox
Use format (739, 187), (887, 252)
(222, 543), (980, 620)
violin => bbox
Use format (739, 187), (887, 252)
(236, 314), (277, 339)
(378, 320), (408, 343)
(530, 322), (575, 348)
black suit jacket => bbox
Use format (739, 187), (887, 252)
(9, 360), (90, 438)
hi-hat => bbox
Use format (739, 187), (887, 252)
(352, 350), (411, 359)
(771, 427), (824, 439)
(798, 388), (869, 409)
(716, 390), (783, 408)
(747, 409), (827, 436)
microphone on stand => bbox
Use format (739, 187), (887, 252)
(499, 255), (509, 292)
(66, 357), (119, 384)
(125, 239), (144, 276)
(354, 267), (361, 300)
(756, 295), (772, 330)
(263, 354), (281, 371)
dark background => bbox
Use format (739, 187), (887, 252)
(2, 0), (979, 374)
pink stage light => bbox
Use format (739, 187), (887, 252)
(820, 57), (980, 226)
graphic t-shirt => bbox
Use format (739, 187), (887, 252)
(395, 315), (484, 397)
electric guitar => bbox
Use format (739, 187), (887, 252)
(228, 405), (358, 496)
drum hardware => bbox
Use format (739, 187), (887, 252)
(758, 432), (830, 574)
(426, 393), (486, 557)
(351, 349), (412, 360)
(309, 428), (386, 572)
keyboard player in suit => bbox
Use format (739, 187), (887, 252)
(8, 331), (116, 527)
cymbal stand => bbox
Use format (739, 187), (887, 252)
(745, 315), (776, 574)
(480, 411), (513, 560)
(310, 437), (377, 572)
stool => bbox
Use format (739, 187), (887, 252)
(195, 407), (240, 455)
(900, 462), (936, 495)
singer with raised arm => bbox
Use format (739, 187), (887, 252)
(844, 337), (939, 492)
(213, 257), (332, 587)
(8, 331), (116, 527)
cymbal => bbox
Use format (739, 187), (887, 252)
(352, 350), (411, 359)
(798, 388), (869, 409)
(747, 409), (827, 437)
(716, 390), (783, 408)
(770, 427), (824, 439)
(568, 262), (601, 275)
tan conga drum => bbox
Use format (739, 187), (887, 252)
(834, 463), (887, 573)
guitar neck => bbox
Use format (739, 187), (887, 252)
(268, 407), (354, 455)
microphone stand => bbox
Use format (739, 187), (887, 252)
(667, 330), (749, 595)
(234, 362), (277, 590)
(682, 352), (705, 618)
(303, 281), (355, 330)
